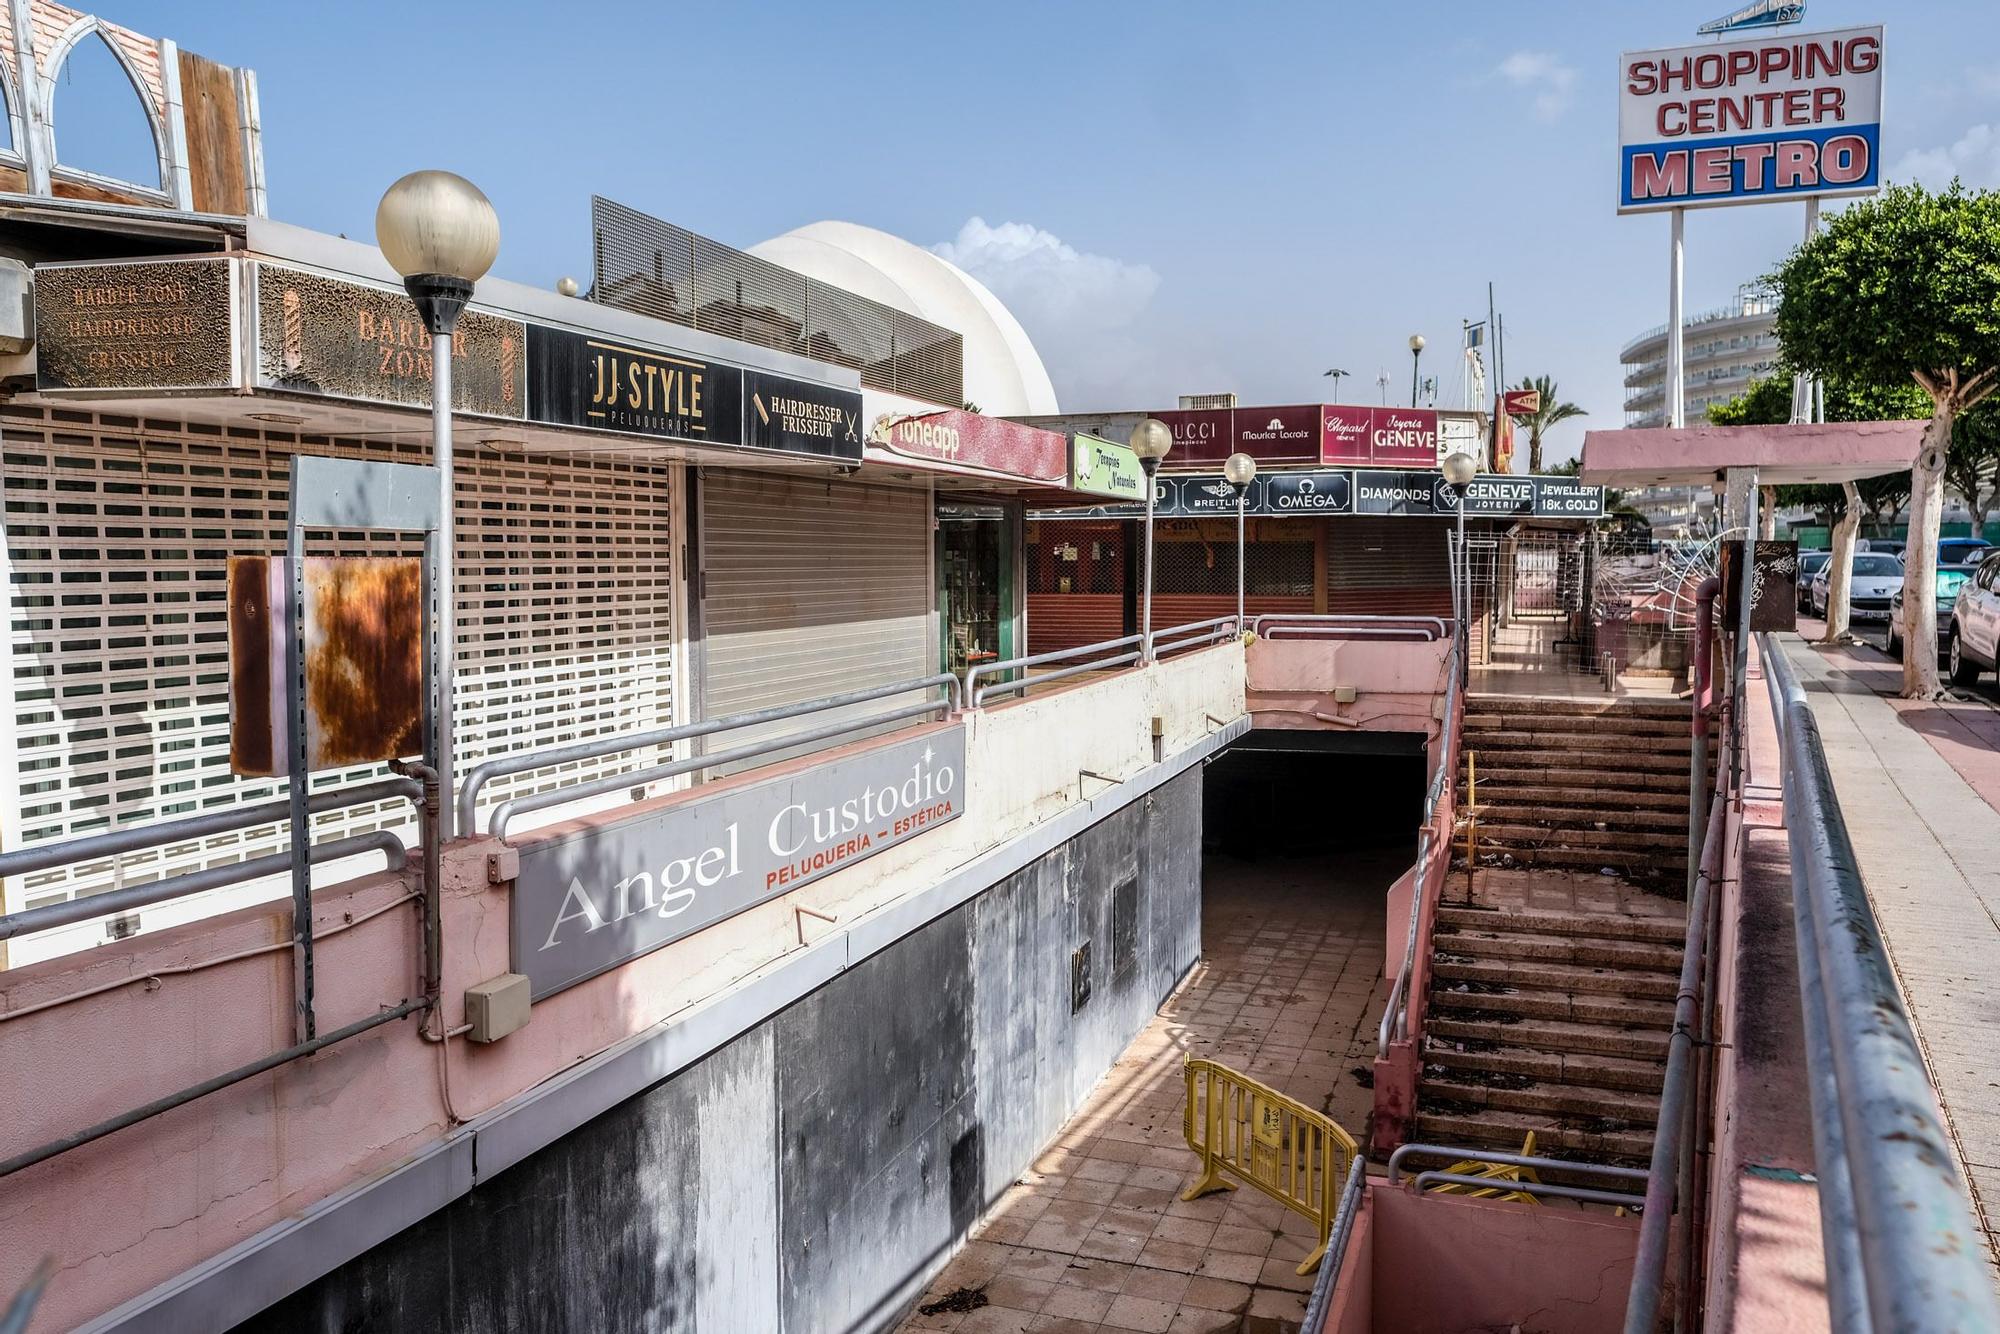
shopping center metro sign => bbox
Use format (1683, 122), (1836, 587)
(1618, 25), (1882, 212)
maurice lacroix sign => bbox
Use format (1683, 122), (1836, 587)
(511, 728), (965, 998)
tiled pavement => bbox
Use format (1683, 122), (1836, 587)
(895, 843), (1398, 1334)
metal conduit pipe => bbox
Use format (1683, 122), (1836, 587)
(1622, 766), (1730, 1334)
(487, 698), (950, 839)
(0, 831), (409, 943)
(1762, 651), (1872, 1332)
(457, 673), (960, 833)
(0, 776), (420, 882)
(1763, 639), (2000, 1333)
(0, 998), (426, 1180)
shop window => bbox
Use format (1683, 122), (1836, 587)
(50, 30), (160, 190)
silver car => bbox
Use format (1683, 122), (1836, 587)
(1811, 552), (1904, 621)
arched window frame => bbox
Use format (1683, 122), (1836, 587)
(0, 56), (24, 168)
(41, 15), (169, 199)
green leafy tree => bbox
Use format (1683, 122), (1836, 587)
(1508, 375), (1586, 474)
(1769, 181), (2000, 696)
(1945, 403), (2000, 539)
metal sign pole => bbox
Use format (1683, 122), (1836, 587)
(1790, 197), (1822, 424)
(1668, 207), (1686, 430)
(431, 333), (457, 839)
(285, 481), (313, 1042)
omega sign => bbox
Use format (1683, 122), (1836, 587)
(511, 728), (965, 999)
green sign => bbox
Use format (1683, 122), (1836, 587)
(1070, 433), (1145, 500)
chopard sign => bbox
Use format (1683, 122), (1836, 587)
(511, 728), (966, 999)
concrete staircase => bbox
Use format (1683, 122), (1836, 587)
(1414, 886), (1685, 1163)
(1460, 695), (1695, 885)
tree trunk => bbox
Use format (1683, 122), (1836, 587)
(1901, 403), (1956, 697)
(1759, 486), (1778, 539)
(1529, 427), (1543, 475)
(1972, 492), (1987, 541)
(1824, 482), (1859, 643)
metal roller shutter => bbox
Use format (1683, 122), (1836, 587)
(0, 408), (676, 961)
(1325, 516), (1455, 618)
(697, 470), (932, 756)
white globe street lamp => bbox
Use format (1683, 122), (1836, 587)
(376, 170), (500, 839)
(1129, 418), (1174, 661)
(1224, 452), (1258, 631)
(1408, 333), (1427, 408)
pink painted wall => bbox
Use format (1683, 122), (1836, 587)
(1246, 637), (1451, 733)
(1323, 1183), (1640, 1333)
(0, 649), (1249, 1331)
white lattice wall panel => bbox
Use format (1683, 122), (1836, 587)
(2, 406), (675, 912)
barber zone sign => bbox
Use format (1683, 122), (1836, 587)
(1619, 26), (1882, 212)
(511, 729), (965, 998)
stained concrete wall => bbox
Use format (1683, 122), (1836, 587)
(236, 769), (1202, 1334)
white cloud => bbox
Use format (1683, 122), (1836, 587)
(1494, 50), (1576, 122)
(933, 218), (1164, 407)
(1893, 123), (2000, 189)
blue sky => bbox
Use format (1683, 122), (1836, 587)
(147, 1), (2000, 463)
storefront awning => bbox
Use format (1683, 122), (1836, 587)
(1580, 420), (1925, 486)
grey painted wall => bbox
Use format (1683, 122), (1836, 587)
(236, 770), (1202, 1334)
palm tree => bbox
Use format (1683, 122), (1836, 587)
(1509, 375), (1587, 474)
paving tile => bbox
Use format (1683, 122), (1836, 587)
(1180, 1275), (1253, 1314)
(1103, 1293), (1177, 1334)
(1040, 1282), (1116, 1323)
(1055, 1257), (1133, 1292)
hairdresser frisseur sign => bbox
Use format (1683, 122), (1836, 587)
(1619, 25), (1882, 212)
(512, 727), (965, 998)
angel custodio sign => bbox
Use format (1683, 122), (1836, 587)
(511, 728), (965, 998)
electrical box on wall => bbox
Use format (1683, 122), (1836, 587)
(1070, 942), (1093, 1014)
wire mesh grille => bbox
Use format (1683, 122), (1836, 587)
(591, 197), (964, 406)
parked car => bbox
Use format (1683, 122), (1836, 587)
(1949, 551), (2000, 685)
(1889, 561), (1977, 659)
(1937, 537), (1993, 567)
(1797, 550), (1831, 612)
(1810, 552), (1904, 620)
(1857, 538), (1907, 560)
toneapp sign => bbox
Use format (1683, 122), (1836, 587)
(1320, 406), (1440, 467)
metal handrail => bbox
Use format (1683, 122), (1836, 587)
(1378, 642), (1462, 1057)
(459, 673), (961, 833)
(0, 831), (409, 943)
(1250, 613), (1451, 642)
(966, 633), (1144, 707)
(1299, 1157), (1366, 1333)
(1748, 637), (2000, 1334)
(0, 779), (420, 942)
(1144, 615), (1241, 661)
(1387, 1143), (1651, 1188)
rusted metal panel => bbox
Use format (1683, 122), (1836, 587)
(229, 555), (425, 776)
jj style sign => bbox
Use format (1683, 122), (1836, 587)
(512, 728), (966, 998)
(1619, 26), (1882, 211)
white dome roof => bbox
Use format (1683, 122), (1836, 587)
(748, 221), (1060, 417)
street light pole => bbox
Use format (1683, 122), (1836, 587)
(1323, 367), (1349, 400)
(376, 171), (500, 840)
(1409, 334), (1426, 408)
(1129, 418), (1174, 662)
(1443, 450), (1478, 684)
(1225, 452), (1257, 631)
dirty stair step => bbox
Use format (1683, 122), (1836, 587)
(1422, 1073), (1661, 1123)
(1412, 1107), (1656, 1164)
(1430, 955), (1681, 1001)
(1423, 1041), (1667, 1094)
(1433, 927), (1683, 971)
(1434, 905), (1686, 944)
(1470, 767), (1691, 794)
(1462, 803), (1689, 832)
(1430, 981), (1677, 1027)
(1427, 1014), (1672, 1061)
(1463, 844), (1686, 876)
(1469, 822), (1688, 853)
(1468, 730), (1693, 754)
(1464, 712), (1694, 737)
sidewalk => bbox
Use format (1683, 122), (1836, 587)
(896, 846), (1393, 1334)
(1775, 635), (2000, 1276)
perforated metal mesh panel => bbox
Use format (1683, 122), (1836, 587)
(1, 407), (676, 918)
(591, 197), (964, 406)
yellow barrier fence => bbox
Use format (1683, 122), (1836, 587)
(1424, 1131), (1544, 1205)
(1181, 1058), (1360, 1274)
